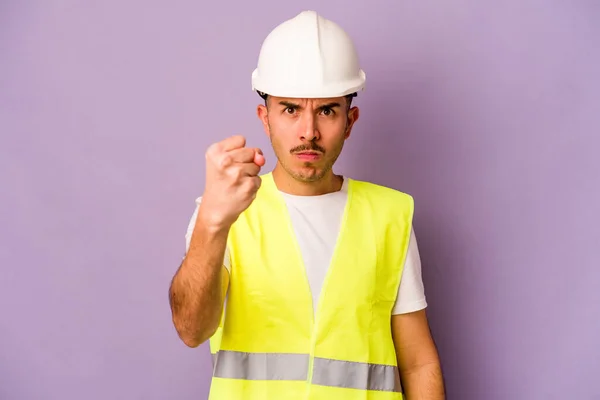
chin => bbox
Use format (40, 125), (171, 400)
(294, 169), (326, 182)
(280, 160), (327, 182)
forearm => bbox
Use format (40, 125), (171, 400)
(169, 208), (229, 347)
(401, 361), (445, 400)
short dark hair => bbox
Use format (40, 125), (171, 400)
(258, 91), (357, 109)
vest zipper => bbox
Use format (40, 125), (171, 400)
(271, 174), (353, 398)
(281, 203), (316, 398)
(303, 183), (354, 398)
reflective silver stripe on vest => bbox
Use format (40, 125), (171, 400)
(312, 357), (402, 392)
(212, 351), (402, 392)
(213, 350), (309, 381)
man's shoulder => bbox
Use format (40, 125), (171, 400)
(349, 178), (414, 203)
(348, 178), (415, 225)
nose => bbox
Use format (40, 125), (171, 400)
(299, 111), (320, 142)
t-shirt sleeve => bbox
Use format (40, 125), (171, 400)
(184, 197), (231, 271)
(391, 226), (428, 315)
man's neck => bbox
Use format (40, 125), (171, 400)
(272, 165), (343, 196)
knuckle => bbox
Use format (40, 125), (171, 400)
(233, 134), (246, 146)
(219, 154), (233, 169)
(247, 177), (260, 192)
(240, 179), (252, 193)
(206, 142), (219, 156)
(233, 167), (245, 180)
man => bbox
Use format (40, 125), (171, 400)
(169, 10), (445, 400)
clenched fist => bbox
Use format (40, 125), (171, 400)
(199, 135), (266, 229)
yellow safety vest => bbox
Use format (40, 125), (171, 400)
(208, 172), (414, 400)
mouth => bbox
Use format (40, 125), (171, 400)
(294, 151), (322, 161)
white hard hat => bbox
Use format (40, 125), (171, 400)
(252, 10), (366, 99)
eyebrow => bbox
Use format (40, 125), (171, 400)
(279, 101), (300, 109)
(317, 102), (342, 110)
(278, 101), (342, 110)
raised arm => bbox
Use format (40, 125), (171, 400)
(168, 135), (265, 347)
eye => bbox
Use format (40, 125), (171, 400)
(285, 107), (296, 114)
(320, 107), (335, 116)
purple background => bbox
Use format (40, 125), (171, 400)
(2, 1), (599, 399)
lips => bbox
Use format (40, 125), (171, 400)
(295, 151), (321, 160)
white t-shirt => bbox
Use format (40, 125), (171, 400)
(185, 178), (427, 315)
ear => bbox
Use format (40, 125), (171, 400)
(344, 106), (360, 139)
(256, 104), (270, 137)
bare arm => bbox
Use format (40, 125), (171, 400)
(169, 135), (265, 348)
(392, 309), (445, 399)
(169, 206), (230, 348)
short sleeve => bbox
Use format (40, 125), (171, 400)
(184, 197), (231, 271)
(391, 226), (427, 315)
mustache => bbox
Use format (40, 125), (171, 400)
(290, 143), (326, 154)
